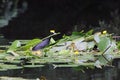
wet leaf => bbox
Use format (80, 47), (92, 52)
(58, 50), (70, 55)
(78, 54), (95, 61)
(94, 54), (113, 68)
(50, 37), (56, 44)
(7, 40), (21, 52)
(104, 41), (117, 54)
(0, 30), (119, 70)
(0, 53), (8, 59)
(98, 37), (111, 52)
(116, 41), (120, 50)
(97, 55), (108, 65)
(72, 30), (84, 36)
(77, 42), (87, 51)
(94, 33), (101, 43)
(85, 29), (93, 37)
(94, 60), (102, 68)
(87, 41), (95, 49)
(20, 39), (42, 50)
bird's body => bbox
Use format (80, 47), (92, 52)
(31, 38), (50, 57)
(32, 38), (50, 51)
(31, 31), (60, 56)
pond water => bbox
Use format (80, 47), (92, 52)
(0, 59), (120, 80)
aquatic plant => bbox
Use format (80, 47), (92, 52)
(0, 30), (120, 71)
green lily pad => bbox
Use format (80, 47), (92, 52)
(98, 37), (111, 52)
(7, 40), (21, 52)
(20, 38), (42, 50)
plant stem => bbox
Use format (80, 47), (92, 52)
(42, 32), (60, 40)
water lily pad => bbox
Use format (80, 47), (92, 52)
(7, 40), (21, 52)
(20, 39), (42, 50)
(98, 37), (111, 52)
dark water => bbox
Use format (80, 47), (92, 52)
(0, 59), (120, 80)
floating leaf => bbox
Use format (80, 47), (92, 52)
(50, 37), (56, 44)
(97, 55), (109, 65)
(72, 30), (84, 36)
(98, 37), (111, 52)
(85, 29), (93, 37)
(20, 39), (42, 50)
(0, 30), (119, 70)
(78, 54), (95, 61)
(104, 41), (117, 54)
(87, 41), (95, 49)
(104, 54), (113, 61)
(7, 40), (21, 52)
(0, 53), (8, 59)
(94, 33), (101, 43)
(116, 41), (120, 50)
(94, 60), (102, 68)
(58, 50), (70, 55)
(94, 54), (113, 68)
(77, 42), (87, 51)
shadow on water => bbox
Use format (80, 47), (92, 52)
(0, 59), (120, 80)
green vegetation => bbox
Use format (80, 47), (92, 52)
(0, 30), (120, 71)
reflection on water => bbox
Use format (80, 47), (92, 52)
(0, 59), (120, 80)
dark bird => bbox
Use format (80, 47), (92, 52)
(32, 38), (50, 51)
(32, 30), (60, 51)
(31, 31), (60, 56)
